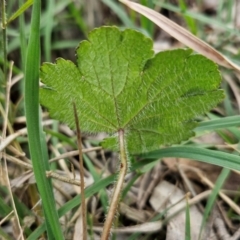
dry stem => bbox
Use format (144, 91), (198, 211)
(73, 102), (87, 240)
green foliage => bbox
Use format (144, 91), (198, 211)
(24, 0), (64, 238)
(40, 26), (224, 154)
(199, 168), (231, 239)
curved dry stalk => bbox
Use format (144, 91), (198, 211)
(101, 129), (128, 240)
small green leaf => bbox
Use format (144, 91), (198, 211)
(40, 26), (224, 154)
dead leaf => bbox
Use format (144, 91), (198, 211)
(149, 181), (217, 240)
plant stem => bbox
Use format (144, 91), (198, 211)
(73, 102), (87, 240)
(1, 0), (7, 82)
(101, 129), (128, 240)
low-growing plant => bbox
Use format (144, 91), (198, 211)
(3, 1), (240, 239)
(39, 26), (224, 239)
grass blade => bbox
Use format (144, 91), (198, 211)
(24, 1), (64, 239)
(102, 0), (134, 28)
(155, 1), (240, 37)
(7, 0), (33, 25)
(185, 195), (191, 240)
(140, 146), (240, 171)
(195, 115), (240, 132)
(0, 228), (13, 240)
(198, 168), (230, 239)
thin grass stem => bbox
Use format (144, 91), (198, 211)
(1, 0), (7, 81)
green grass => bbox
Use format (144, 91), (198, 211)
(24, 1), (64, 238)
(1, 1), (240, 239)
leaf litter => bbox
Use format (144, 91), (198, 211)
(4, 1), (240, 238)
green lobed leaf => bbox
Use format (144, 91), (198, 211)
(40, 26), (224, 154)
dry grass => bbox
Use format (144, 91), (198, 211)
(1, 1), (240, 239)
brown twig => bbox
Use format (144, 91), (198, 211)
(73, 102), (87, 240)
(0, 120), (53, 152)
(49, 147), (102, 163)
(46, 171), (81, 186)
